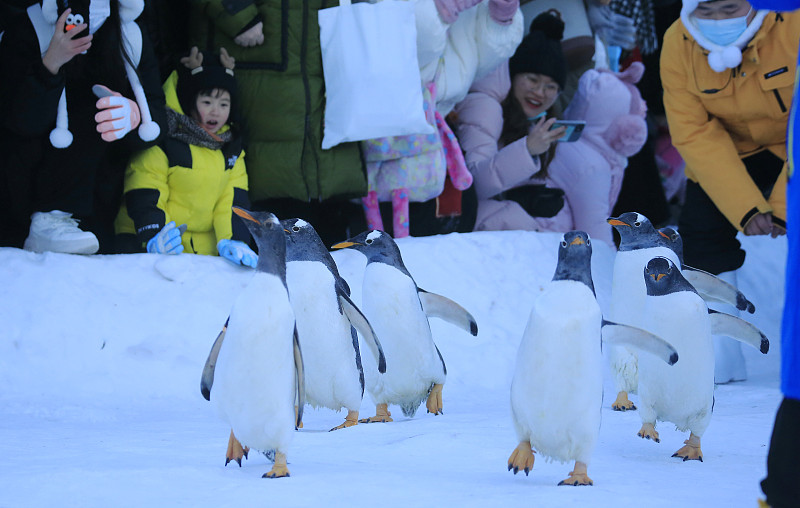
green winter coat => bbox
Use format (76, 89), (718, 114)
(188, 0), (367, 203)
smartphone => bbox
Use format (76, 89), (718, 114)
(549, 120), (586, 143)
(92, 85), (114, 99)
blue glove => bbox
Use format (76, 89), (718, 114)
(146, 221), (186, 254)
(217, 239), (258, 268)
(587, 4), (637, 50)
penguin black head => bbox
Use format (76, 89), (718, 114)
(607, 212), (659, 251)
(552, 230), (595, 295)
(232, 207), (287, 283)
(643, 256), (697, 297)
(331, 230), (412, 277)
(280, 217), (344, 279)
(658, 227), (684, 264)
(280, 218), (329, 261)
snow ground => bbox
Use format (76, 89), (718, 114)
(0, 230), (786, 507)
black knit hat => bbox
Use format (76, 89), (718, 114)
(176, 47), (238, 117)
(508, 11), (567, 90)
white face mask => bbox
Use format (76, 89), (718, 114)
(693, 7), (752, 47)
(89, 1), (111, 35)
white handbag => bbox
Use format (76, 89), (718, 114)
(318, 0), (433, 150)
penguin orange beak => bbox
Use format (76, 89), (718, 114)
(66, 24), (76, 31)
(331, 241), (359, 249)
(607, 218), (628, 227)
(232, 207), (258, 223)
(649, 273), (667, 281)
(569, 237), (585, 246)
(658, 230), (670, 239)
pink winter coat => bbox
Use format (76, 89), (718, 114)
(454, 61), (648, 246)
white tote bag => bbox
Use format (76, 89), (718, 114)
(319, 0), (433, 150)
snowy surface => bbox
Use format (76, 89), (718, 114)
(0, 230), (786, 507)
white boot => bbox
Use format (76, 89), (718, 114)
(708, 270), (747, 384)
(23, 210), (99, 254)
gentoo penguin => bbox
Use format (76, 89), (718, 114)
(658, 227), (755, 314)
(509, 231), (678, 485)
(200, 207), (304, 478)
(281, 218), (386, 431)
(637, 257), (768, 461)
(606, 213), (756, 411)
(331, 230), (478, 422)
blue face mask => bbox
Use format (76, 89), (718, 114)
(693, 8), (752, 47)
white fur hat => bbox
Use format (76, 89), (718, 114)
(40, 0), (158, 148)
(680, 0), (769, 73)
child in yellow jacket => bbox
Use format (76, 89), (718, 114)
(116, 47), (256, 267)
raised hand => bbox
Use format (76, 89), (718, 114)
(94, 85), (141, 142)
(526, 116), (565, 157)
(42, 8), (93, 74)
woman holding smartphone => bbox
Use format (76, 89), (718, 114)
(455, 11), (648, 245)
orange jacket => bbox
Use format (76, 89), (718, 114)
(661, 11), (799, 230)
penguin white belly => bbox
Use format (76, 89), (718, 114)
(608, 247), (679, 393)
(638, 293), (714, 436)
(287, 262), (362, 411)
(361, 263), (443, 408)
(511, 281), (602, 464)
(213, 273), (296, 453)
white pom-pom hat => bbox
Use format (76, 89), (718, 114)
(680, 0), (769, 73)
(40, 0), (159, 148)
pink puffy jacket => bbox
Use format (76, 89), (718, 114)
(454, 61), (648, 245)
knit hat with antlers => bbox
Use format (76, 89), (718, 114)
(175, 47), (237, 117)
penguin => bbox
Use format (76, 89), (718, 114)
(658, 227), (755, 314)
(331, 230), (478, 423)
(281, 218), (386, 431)
(200, 207), (304, 478)
(606, 213), (756, 411)
(508, 231), (679, 486)
(637, 256), (769, 461)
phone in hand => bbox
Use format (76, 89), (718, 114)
(92, 85), (114, 99)
(549, 120), (586, 143)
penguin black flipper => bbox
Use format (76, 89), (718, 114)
(707, 309), (769, 353)
(417, 288), (479, 336)
(200, 317), (229, 401)
(682, 265), (756, 313)
(338, 291), (387, 373)
(601, 319), (679, 366)
(293, 326), (305, 429)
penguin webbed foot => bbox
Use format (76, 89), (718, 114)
(507, 442), (535, 476)
(330, 410), (359, 431)
(426, 384), (444, 415)
(672, 437), (703, 462)
(611, 391), (636, 411)
(558, 461), (593, 486)
(262, 452), (290, 478)
(637, 423), (660, 443)
(358, 404), (393, 423)
(225, 430), (248, 467)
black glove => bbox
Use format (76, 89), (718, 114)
(495, 184), (565, 218)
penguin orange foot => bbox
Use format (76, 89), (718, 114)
(225, 430), (249, 466)
(426, 383), (443, 415)
(558, 462), (593, 486)
(359, 403), (393, 423)
(263, 452), (291, 478)
(612, 391), (636, 411)
(637, 423), (660, 443)
(330, 410), (359, 431)
(672, 434), (703, 462)
(507, 441), (535, 475)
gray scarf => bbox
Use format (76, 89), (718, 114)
(166, 108), (232, 150)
